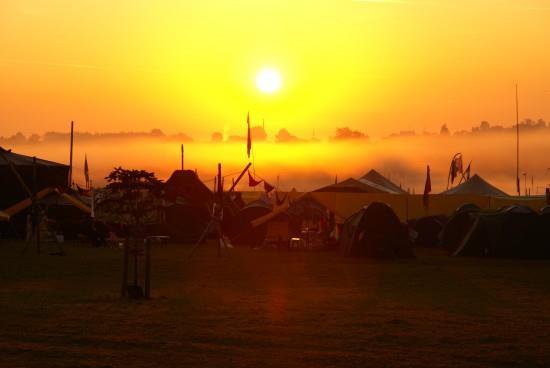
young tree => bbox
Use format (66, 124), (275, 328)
(99, 167), (163, 298)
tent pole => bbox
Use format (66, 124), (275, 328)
(217, 163), (222, 258)
(33, 156), (40, 254)
(69, 121), (74, 188)
(228, 162), (252, 192)
(181, 144), (184, 171)
(516, 85), (520, 196)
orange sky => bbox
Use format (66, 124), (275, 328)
(1, 0), (550, 140)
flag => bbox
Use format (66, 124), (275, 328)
(247, 112), (252, 158)
(264, 181), (275, 194)
(450, 153), (463, 185)
(464, 161), (471, 180)
(423, 165), (431, 208)
(77, 184), (91, 197)
(84, 154), (90, 189)
(248, 171), (262, 187)
(275, 191), (287, 206)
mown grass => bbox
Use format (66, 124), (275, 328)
(1, 241), (550, 367)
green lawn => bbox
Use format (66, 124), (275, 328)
(1, 241), (550, 367)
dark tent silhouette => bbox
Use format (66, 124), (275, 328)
(0, 147), (69, 209)
(408, 215), (449, 248)
(359, 169), (407, 194)
(227, 200), (274, 247)
(162, 170), (213, 243)
(452, 205), (550, 258)
(287, 195), (329, 232)
(314, 178), (389, 193)
(339, 202), (414, 258)
(440, 203), (481, 253)
(441, 174), (508, 197)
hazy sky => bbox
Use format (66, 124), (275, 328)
(1, 0), (549, 139)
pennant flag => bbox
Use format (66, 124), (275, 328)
(275, 191), (287, 206)
(247, 112), (252, 158)
(248, 171), (262, 187)
(423, 165), (431, 208)
(264, 181), (275, 194)
(84, 154), (90, 189)
(77, 184), (91, 197)
(449, 153), (463, 186)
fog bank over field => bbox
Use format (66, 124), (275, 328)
(2, 122), (550, 195)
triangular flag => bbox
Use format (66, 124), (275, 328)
(264, 181), (275, 194)
(248, 171), (262, 187)
(84, 154), (90, 189)
(423, 165), (431, 208)
(275, 191), (287, 206)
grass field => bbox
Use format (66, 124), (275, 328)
(2, 241), (550, 368)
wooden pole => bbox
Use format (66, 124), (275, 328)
(69, 121), (74, 188)
(217, 163), (222, 258)
(228, 162), (251, 192)
(181, 144), (184, 171)
(516, 85), (520, 196)
(133, 237), (138, 286)
(121, 239), (129, 297)
(33, 156), (40, 254)
(144, 238), (151, 298)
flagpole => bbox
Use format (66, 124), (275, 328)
(181, 144), (184, 171)
(516, 84), (520, 196)
(68, 121), (74, 188)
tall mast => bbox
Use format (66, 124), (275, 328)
(516, 85), (520, 196)
(181, 144), (184, 171)
(69, 121), (74, 188)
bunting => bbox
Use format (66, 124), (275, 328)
(84, 154), (90, 189)
(264, 181), (275, 194)
(248, 171), (262, 187)
(275, 191), (287, 206)
(423, 165), (431, 208)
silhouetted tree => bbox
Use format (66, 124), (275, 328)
(102, 167), (163, 236)
(440, 124), (450, 136)
(211, 132), (223, 142)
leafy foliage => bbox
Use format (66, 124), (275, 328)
(97, 167), (163, 233)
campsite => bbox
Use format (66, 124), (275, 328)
(2, 145), (550, 367)
(3, 2), (550, 366)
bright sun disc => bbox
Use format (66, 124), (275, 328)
(256, 68), (281, 94)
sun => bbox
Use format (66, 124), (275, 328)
(256, 68), (281, 94)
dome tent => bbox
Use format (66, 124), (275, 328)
(440, 203), (481, 253)
(339, 202), (414, 258)
(452, 205), (550, 258)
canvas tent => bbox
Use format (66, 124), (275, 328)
(162, 170), (214, 243)
(339, 202), (414, 258)
(441, 174), (508, 197)
(314, 178), (385, 193)
(0, 147), (69, 209)
(360, 169), (407, 194)
(287, 195), (330, 231)
(408, 215), (448, 248)
(227, 200), (275, 247)
(452, 205), (550, 258)
(440, 203), (481, 253)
